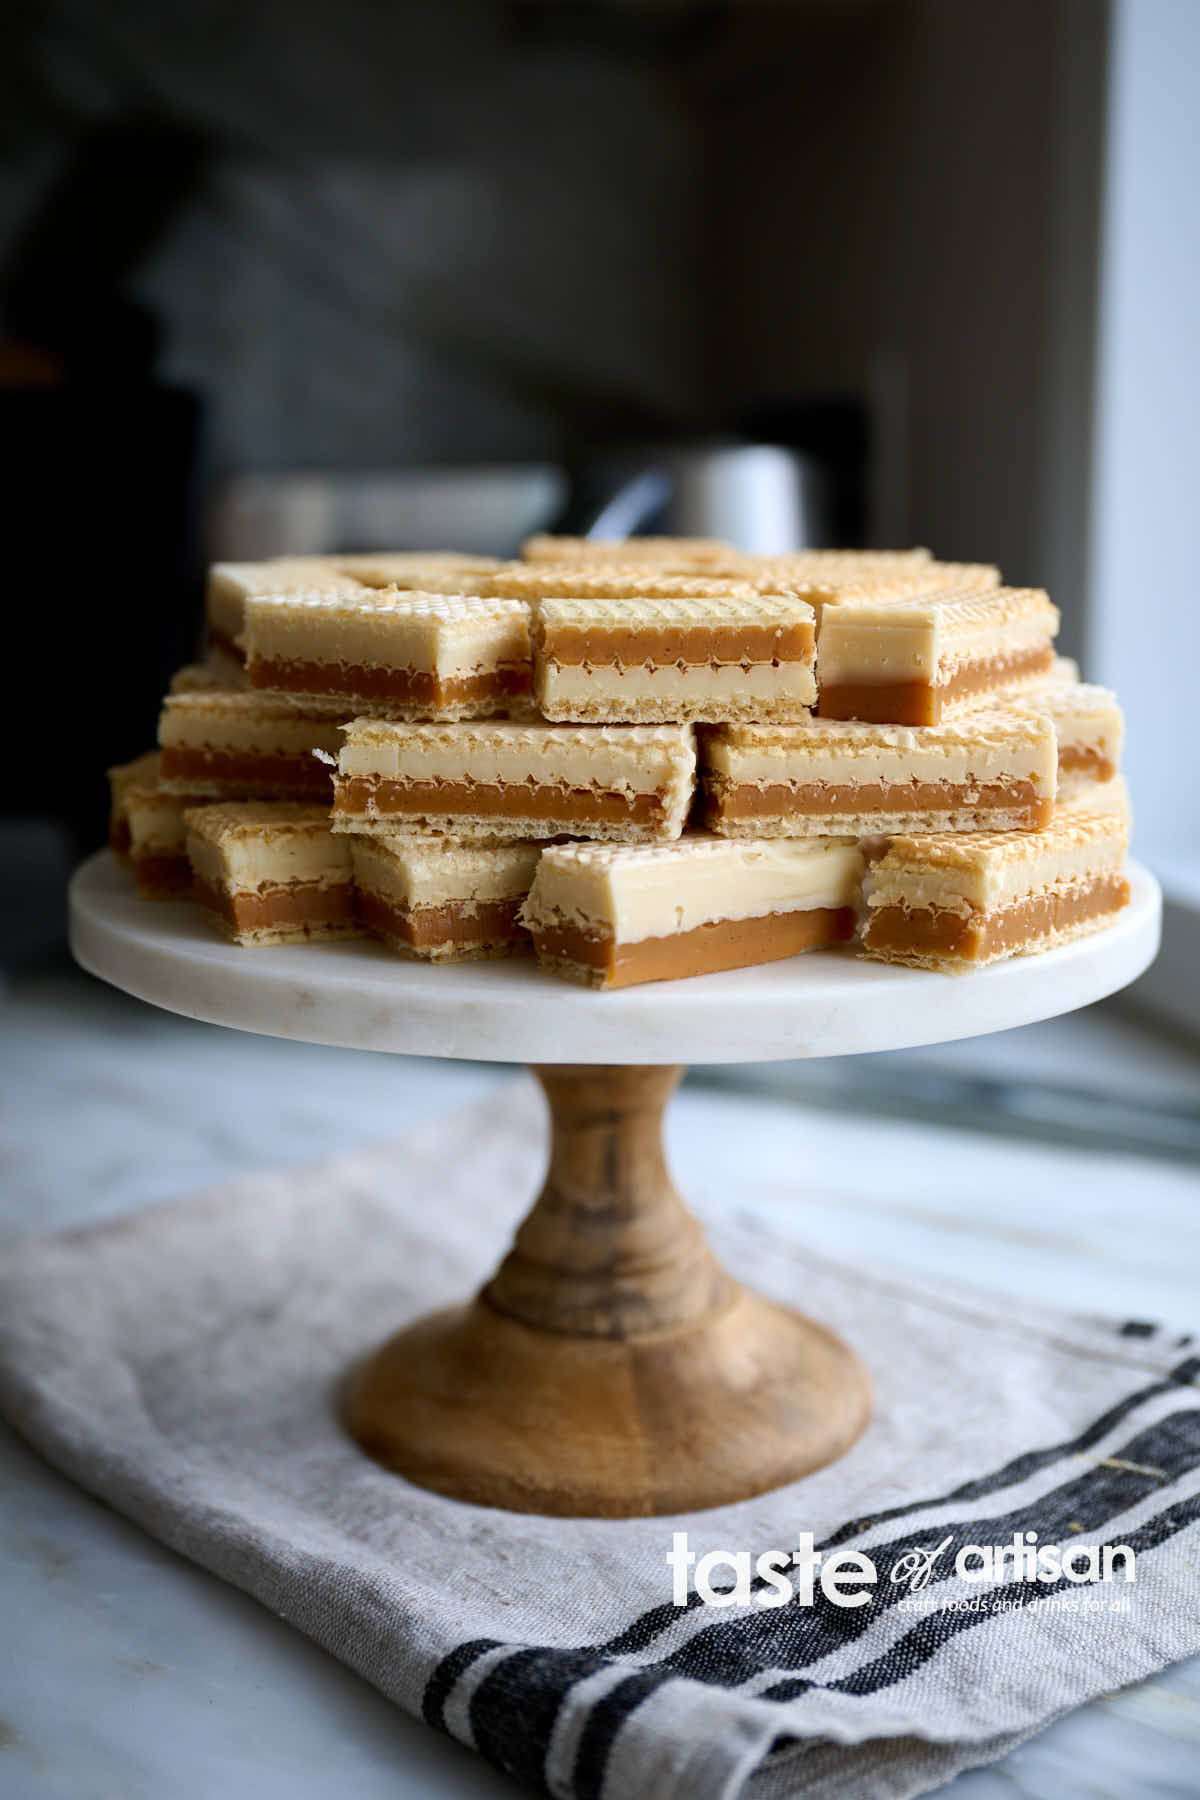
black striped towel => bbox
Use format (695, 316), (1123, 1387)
(0, 1082), (1196, 1799)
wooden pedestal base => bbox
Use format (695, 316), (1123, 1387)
(346, 1065), (870, 1517)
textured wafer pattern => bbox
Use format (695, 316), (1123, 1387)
(333, 720), (697, 843)
(532, 592), (816, 723)
(703, 708), (1057, 837)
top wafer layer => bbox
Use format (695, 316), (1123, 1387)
(532, 591), (817, 723)
(817, 586), (1059, 725)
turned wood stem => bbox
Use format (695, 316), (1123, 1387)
(483, 1065), (733, 1339)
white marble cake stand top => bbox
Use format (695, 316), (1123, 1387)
(68, 852), (1161, 1065)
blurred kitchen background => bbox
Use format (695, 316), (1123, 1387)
(2, 0), (1197, 1135)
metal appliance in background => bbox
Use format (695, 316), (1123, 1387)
(210, 439), (836, 564)
(572, 441), (829, 554)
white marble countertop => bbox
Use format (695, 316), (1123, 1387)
(2, 966), (1198, 1800)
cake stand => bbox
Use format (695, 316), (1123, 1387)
(69, 852), (1161, 1518)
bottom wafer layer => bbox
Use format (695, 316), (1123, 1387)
(863, 873), (1129, 970)
(528, 905), (857, 989)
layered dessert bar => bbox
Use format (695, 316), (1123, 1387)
(531, 592), (817, 723)
(184, 803), (358, 945)
(486, 567), (759, 602)
(107, 749), (163, 860)
(206, 560), (366, 660)
(520, 534), (733, 568)
(243, 590), (531, 718)
(331, 720), (696, 842)
(522, 836), (863, 988)
(862, 810), (1130, 971)
(816, 585), (1059, 724)
(126, 786), (218, 897)
(332, 552), (502, 589)
(158, 692), (349, 800)
(703, 707), (1057, 836)
(1002, 678), (1124, 793)
(351, 836), (539, 960)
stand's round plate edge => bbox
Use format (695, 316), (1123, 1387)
(68, 851), (1162, 1065)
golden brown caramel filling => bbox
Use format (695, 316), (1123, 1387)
(530, 906), (855, 989)
(542, 623), (813, 667)
(1059, 745), (1116, 780)
(864, 874), (1129, 962)
(333, 775), (664, 827)
(818, 644), (1054, 725)
(133, 852), (194, 897)
(161, 745), (333, 796)
(248, 656), (529, 706)
(196, 878), (357, 934)
(708, 777), (1051, 826)
(357, 887), (528, 951)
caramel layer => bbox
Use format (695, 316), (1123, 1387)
(161, 745), (332, 796)
(544, 622), (814, 667)
(249, 656), (530, 707)
(531, 905), (856, 989)
(134, 852), (194, 897)
(110, 820), (132, 858)
(709, 777), (1052, 826)
(357, 887), (527, 950)
(197, 878), (357, 934)
(1059, 745), (1116, 780)
(334, 775), (663, 827)
(864, 874), (1129, 962)
(818, 644), (1054, 725)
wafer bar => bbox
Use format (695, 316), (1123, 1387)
(332, 720), (696, 843)
(244, 590), (531, 718)
(532, 592), (817, 724)
(1000, 678), (1124, 791)
(184, 802), (359, 945)
(703, 707), (1057, 837)
(522, 835), (863, 988)
(862, 810), (1129, 970)
(158, 692), (350, 799)
(206, 560), (367, 660)
(817, 586), (1058, 724)
(107, 750), (163, 860)
(486, 567), (760, 601)
(351, 836), (539, 960)
(125, 776), (225, 897)
(520, 534), (734, 568)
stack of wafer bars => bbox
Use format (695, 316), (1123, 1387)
(106, 535), (1131, 983)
